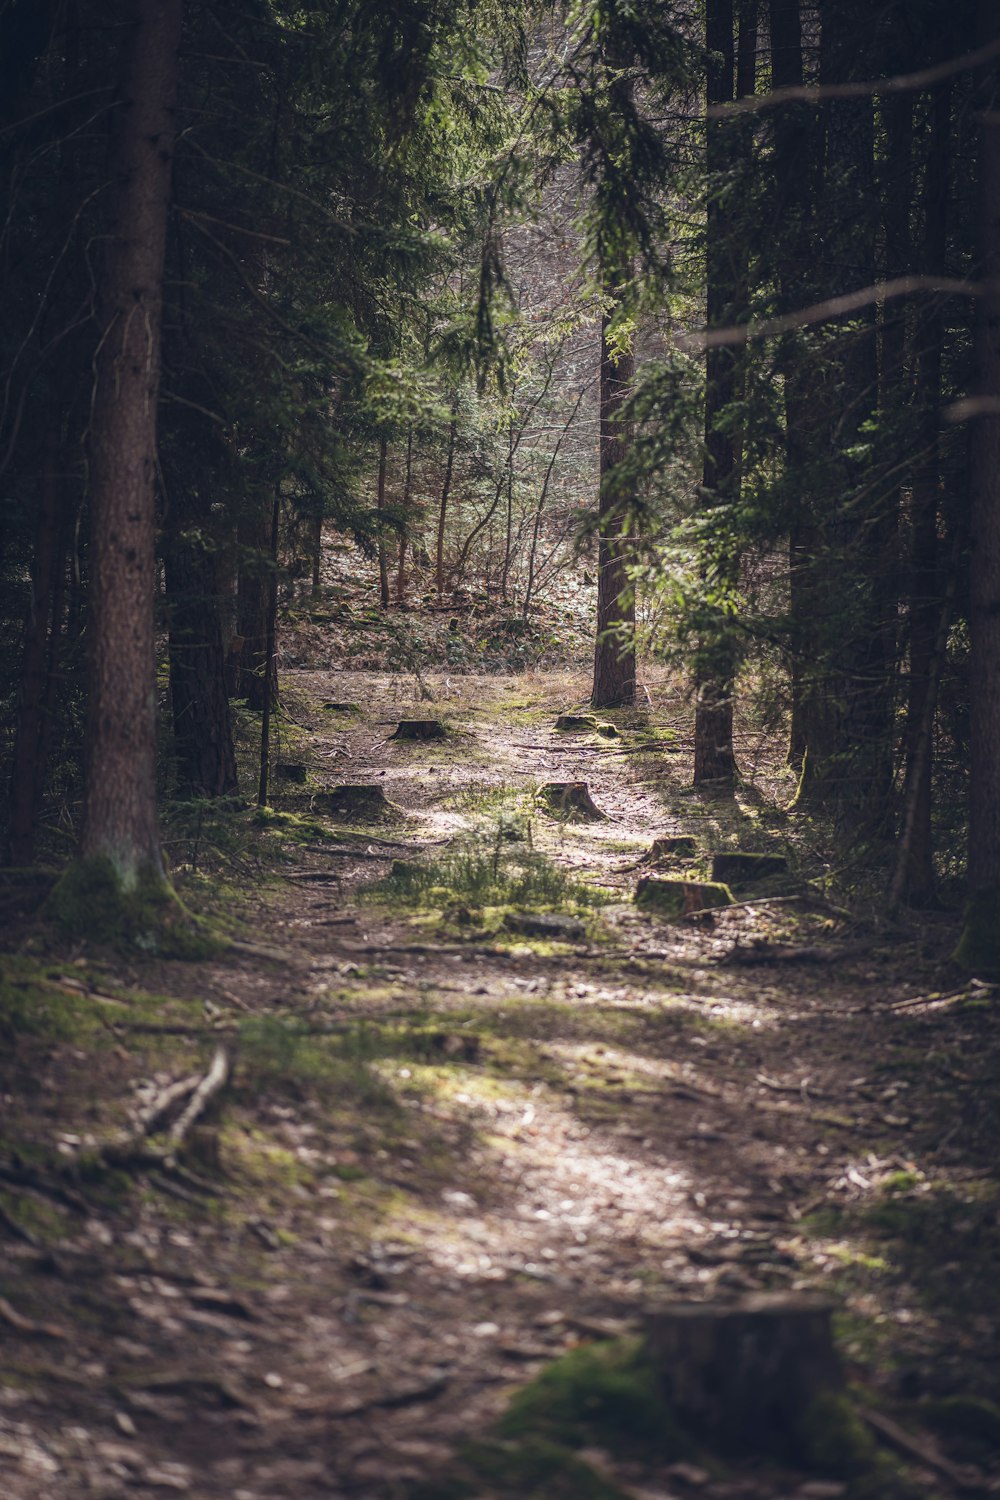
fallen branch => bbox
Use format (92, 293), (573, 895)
(101, 1048), (230, 1171)
(0, 1295), (67, 1339)
(862, 1408), (988, 1493)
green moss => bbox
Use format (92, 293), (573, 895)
(47, 858), (224, 958)
(954, 886), (1000, 977)
(634, 876), (733, 916)
(797, 1389), (877, 1476)
(499, 1338), (686, 1458)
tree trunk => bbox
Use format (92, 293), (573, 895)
(897, 81), (951, 905)
(591, 305), (636, 708)
(396, 427), (413, 606)
(257, 495), (281, 808)
(435, 401), (458, 600)
(375, 435), (390, 609)
(79, 0), (182, 888)
(237, 492), (275, 710)
(966, 7), (1000, 899)
(693, 0), (739, 788)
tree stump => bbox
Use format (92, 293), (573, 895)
(646, 1294), (842, 1458)
(538, 782), (606, 821)
(554, 714), (598, 732)
(711, 851), (787, 885)
(322, 702), (359, 714)
(275, 762), (307, 783)
(648, 835), (698, 862)
(391, 719), (447, 740)
(312, 784), (400, 821)
(634, 875), (732, 916)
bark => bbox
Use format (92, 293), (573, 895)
(375, 435), (390, 609)
(591, 308), (636, 708)
(237, 493), (275, 711)
(257, 495), (280, 808)
(79, 0), (182, 887)
(435, 402), (458, 600)
(967, 7), (1000, 893)
(897, 81), (951, 905)
(396, 428), (413, 606)
(693, 0), (739, 788)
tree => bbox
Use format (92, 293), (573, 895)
(76, 0), (183, 892)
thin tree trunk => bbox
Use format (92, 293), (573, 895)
(435, 401), (458, 600)
(79, 0), (182, 887)
(592, 305), (636, 708)
(376, 435), (390, 608)
(501, 418), (515, 603)
(237, 493), (274, 710)
(693, 0), (739, 788)
(310, 509), (323, 598)
(395, 428), (413, 606)
(257, 495), (280, 808)
(897, 80), (951, 905)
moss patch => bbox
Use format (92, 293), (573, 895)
(47, 858), (223, 958)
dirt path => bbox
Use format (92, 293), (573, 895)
(1, 671), (998, 1499)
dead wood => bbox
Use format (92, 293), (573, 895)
(862, 1408), (988, 1493)
(101, 1048), (230, 1171)
(0, 1295), (67, 1339)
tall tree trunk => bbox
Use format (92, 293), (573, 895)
(958, 3), (1000, 970)
(376, 435), (390, 608)
(79, 0), (182, 888)
(592, 304), (636, 708)
(257, 495), (281, 808)
(396, 428), (413, 606)
(693, 0), (741, 788)
(897, 80), (951, 906)
(237, 492), (275, 710)
(435, 401), (458, 600)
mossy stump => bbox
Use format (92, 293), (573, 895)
(391, 718), (447, 741)
(555, 714), (598, 732)
(646, 1294), (841, 1460)
(312, 784), (400, 821)
(648, 835), (698, 862)
(275, 761), (307, 783)
(538, 782), (606, 821)
(322, 701), (359, 714)
(634, 875), (732, 916)
(711, 851), (787, 885)
(954, 886), (1000, 978)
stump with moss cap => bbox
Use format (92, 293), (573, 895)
(538, 782), (606, 821)
(391, 719), (447, 740)
(635, 875), (732, 915)
(312, 784), (401, 821)
(646, 1294), (843, 1460)
(648, 835), (698, 862)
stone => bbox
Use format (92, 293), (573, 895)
(503, 912), (587, 941)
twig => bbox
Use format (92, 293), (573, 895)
(862, 1408), (988, 1493)
(888, 987), (982, 1013)
(0, 1296), (67, 1339)
(101, 1049), (230, 1170)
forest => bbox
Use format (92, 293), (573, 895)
(1, 0), (1000, 1497)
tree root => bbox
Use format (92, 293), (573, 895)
(100, 1047), (230, 1172)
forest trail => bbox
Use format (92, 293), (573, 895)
(2, 670), (998, 1500)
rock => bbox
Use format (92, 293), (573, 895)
(503, 912), (587, 941)
(634, 876), (732, 916)
(312, 785), (401, 821)
(538, 782), (606, 821)
(710, 851), (787, 885)
(391, 719), (447, 740)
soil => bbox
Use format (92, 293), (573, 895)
(1, 664), (999, 1500)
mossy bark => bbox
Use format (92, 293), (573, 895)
(954, 885), (1000, 978)
(48, 858), (221, 958)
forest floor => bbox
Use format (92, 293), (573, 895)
(2, 659), (1000, 1500)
